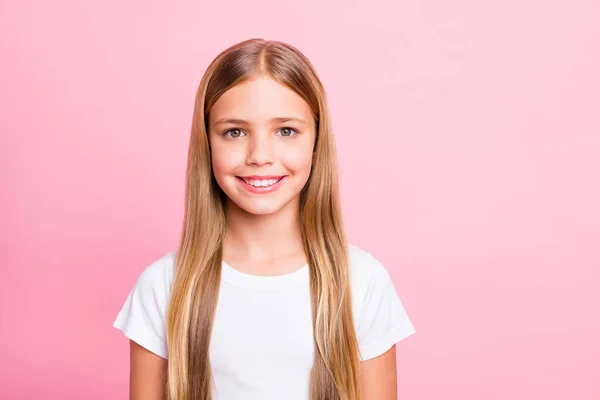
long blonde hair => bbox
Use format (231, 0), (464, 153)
(166, 38), (361, 400)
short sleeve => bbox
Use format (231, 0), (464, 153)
(112, 253), (175, 359)
(356, 257), (416, 361)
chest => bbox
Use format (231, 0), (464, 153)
(209, 283), (315, 391)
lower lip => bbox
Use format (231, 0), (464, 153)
(237, 176), (287, 194)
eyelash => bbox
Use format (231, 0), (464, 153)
(222, 127), (299, 138)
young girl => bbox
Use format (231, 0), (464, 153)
(113, 38), (415, 400)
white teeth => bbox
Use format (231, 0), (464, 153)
(244, 178), (279, 187)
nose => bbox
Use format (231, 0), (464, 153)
(246, 134), (274, 166)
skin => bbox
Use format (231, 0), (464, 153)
(129, 76), (397, 399)
(360, 345), (398, 399)
(129, 341), (166, 399)
(207, 76), (315, 274)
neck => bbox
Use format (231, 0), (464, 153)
(223, 198), (304, 262)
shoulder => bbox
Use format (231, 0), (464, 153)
(113, 250), (177, 359)
(346, 244), (416, 359)
(347, 244), (393, 310)
(119, 250), (178, 324)
(347, 243), (391, 285)
(134, 250), (177, 293)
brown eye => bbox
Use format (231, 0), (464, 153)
(278, 127), (298, 137)
(225, 128), (245, 138)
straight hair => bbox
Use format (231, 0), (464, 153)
(166, 38), (362, 399)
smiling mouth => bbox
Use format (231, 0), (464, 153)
(236, 176), (285, 187)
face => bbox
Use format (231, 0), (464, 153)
(207, 76), (316, 216)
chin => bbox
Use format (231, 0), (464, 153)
(236, 200), (286, 216)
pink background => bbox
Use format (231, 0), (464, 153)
(1, 0), (599, 398)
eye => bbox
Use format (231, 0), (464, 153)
(277, 127), (298, 137)
(224, 128), (245, 138)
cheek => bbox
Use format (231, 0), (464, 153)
(284, 144), (314, 176)
(211, 144), (243, 176)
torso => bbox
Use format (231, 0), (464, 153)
(210, 262), (314, 399)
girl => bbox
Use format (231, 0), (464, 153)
(113, 38), (415, 400)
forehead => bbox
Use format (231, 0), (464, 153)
(208, 77), (314, 125)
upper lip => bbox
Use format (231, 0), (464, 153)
(238, 175), (285, 180)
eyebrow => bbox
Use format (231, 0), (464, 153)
(213, 117), (308, 126)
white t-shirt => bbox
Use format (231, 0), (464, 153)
(113, 244), (415, 399)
